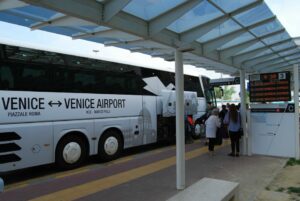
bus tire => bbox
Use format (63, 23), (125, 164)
(98, 130), (123, 162)
(55, 135), (87, 170)
(192, 122), (201, 139)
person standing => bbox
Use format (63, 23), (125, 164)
(219, 105), (228, 120)
(219, 105), (229, 139)
(185, 115), (194, 144)
(226, 103), (230, 110)
(205, 108), (221, 155)
(223, 104), (241, 157)
(202, 101), (214, 145)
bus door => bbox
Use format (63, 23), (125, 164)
(141, 96), (157, 144)
(130, 115), (143, 147)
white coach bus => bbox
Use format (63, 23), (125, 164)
(0, 42), (215, 172)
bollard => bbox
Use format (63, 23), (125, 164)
(0, 177), (4, 192)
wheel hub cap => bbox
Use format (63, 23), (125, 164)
(104, 136), (118, 155)
(63, 142), (81, 164)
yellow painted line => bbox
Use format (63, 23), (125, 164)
(5, 182), (29, 191)
(6, 175), (54, 191)
(6, 145), (171, 190)
(30, 144), (227, 201)
(106, 156), (134, 166)
(6, 166), (90, 191)
(55, 168), (90, 179)
(152, 149), (164, 154)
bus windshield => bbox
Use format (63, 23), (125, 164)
(201, 77), (216, 106)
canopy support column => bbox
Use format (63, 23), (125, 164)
(293, 64), (300, 160)
(175, 49), (185, 190)
(240, 69), (247, 155)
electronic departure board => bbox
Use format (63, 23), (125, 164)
(249, 72), (291, 102)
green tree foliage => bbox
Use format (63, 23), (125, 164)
(223, 86), (236, 100)
(214, 86), (236, 100)
(214, 87), (223, 99)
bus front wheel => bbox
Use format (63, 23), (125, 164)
(55, 135), (87, 170)
(98, 130), (123, 161)
(192, 122), (202, 139)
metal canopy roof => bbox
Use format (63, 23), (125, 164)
(0, 0), (299, 75)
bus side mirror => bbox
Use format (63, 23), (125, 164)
(220, 87), (224, 97)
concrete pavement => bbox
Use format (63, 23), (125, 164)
(0, 140), (287, 201)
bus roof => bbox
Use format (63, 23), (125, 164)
(0, 38), (207, 78)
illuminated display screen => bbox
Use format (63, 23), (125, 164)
(249, 72), (291, 102)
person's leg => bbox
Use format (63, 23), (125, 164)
(235, 134), (240, 156)
(211, 138), (215, 151)
(229, 131), (235, 156)
(208, 138), (213, 152)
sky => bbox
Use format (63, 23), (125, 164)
(265, 0), (300, 38)
(0, 0), (299, 96)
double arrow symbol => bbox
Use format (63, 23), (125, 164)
(48, 101), (62, 107)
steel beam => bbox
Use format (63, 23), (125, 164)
(20, 0), (264, 70)
(208, 0), (293, 70)
(180, 1), (265, 44)
(72, 29), (139, 41)
(241, 46), (299, 67)
(104, 39), (149, 49)
(180, 15), (227, 43)
(4, 8), (45, 21)
(253, 52), (300, 70)
(22, 0), (104, 24)
(0, 0), (27, 11)
(17, 0), (227, 68)
(232, 38), (293, 65)
(103, 0), (131, 22)
(221, 29), (285, 59)
(260, 59), (300, 72)
(31, 14), (65, 30)
(203, 16), (276, 53)
(207, 0), (264, 15)
(270, 56), (300, 67)
(130, 47), (166, 53)
(149, 0), (203, 36)
(31, 14), (95, 30)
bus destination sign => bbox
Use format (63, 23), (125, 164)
(249, 72), (291, 102)
(209, 77), (240, 87)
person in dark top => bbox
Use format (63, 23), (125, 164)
(219, 104), (229, 139)
(219, 105), (228, 120)
(226, 103), (230, 110)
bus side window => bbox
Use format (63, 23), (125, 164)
(53, 69), (71, 92)
(184, 75), (204, 97)
(73, 71), (96, 93)
(123, 70), (143, 95)
(0, 64), (14, 90)
(21, 66), (50, 91)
